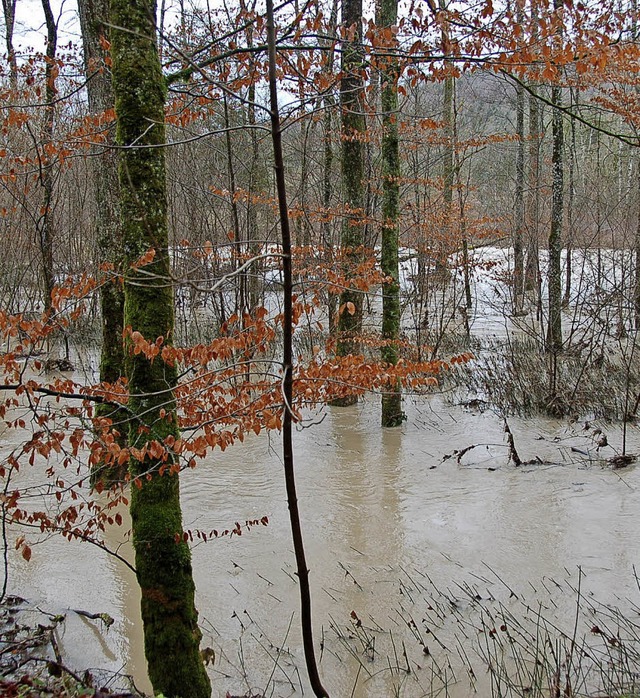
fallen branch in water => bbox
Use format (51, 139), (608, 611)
(503, 417), (522, 466)
(72, 608), (115, 627)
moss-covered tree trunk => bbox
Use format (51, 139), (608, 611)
(78, 0), (127, 487)
(378, 0), (404, 427)
(337, 0), (365, 381)
(110, 1), (211, 696)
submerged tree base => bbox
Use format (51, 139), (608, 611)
(382, 392), (405, 427)
(330, 394), (359, 408)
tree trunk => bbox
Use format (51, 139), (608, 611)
(513, 80), (525, 314)
(77, 0), (127, 487)
(266, 5), (330, 694)
(38, 0), (57, 315)
(242, 0), (262, 314)
(222, 93), (246, 318)
(439, 0), (454, 276)
(564, 89), (576, 307)
(2, 0), (17, 89)
(378, 0), (404, 427)
(336, 0), (365, 376)
(525, 88), (541, 298)
(323, 0), (339, 337)
(525, 0), (541, 300)
(635, 158), (640, 329)
(547, 0), (563, 355)
(110, 1), (211, 695)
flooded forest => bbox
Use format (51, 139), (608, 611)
(3, 0), (640, 696)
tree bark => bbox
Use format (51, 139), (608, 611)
(378, 0), (404, 427)
(439, 0), (454, 276)
(77, 0), (127, 486)
(109, 1), (211, 695)
(635, 157), (640, 329)
(513, 80), (525, 314)
(38, 0), (57, 315)
(222, 93), (246, 318)
(525, 87), (541, 299)
(564, 88), (576, 307)
(336, 0), (365, 375)
(242, 0), (262, 314)
(322, 0), (339, 336)
(2, 0), (17, 89)
(525, 0), (541, 300)
(547, 0), (563, 355)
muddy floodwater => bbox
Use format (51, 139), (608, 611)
(11, 396), (640, 697)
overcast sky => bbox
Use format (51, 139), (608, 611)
(8, 0), (186, 54)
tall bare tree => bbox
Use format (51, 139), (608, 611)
(2, 0), (17, 88)
(38, 0), (57, 314)
(547, 0), (564, 354)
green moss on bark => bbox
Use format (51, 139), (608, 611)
(337, 0), (365, 364)
(379, 0), (404, 427)
(110, 1), (211, 696)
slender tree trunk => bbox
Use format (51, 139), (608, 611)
(78, 0), (127, 486)
(440, 0), (454, 276)
(378, 0), (404, 427)
(337, 0), (365, 372)
(266, 4), (329, 695)
(243, 0), (262, 313)
(454, 121), (472, 312)
(460, 211), (472, 311)
(564, 89), (576, 307)
(158, 0), (167, 60)
(513, 80), (525, 314)
(324, 100), (337, 334)
(635, 159), (640, 329)
(38, 0), (57, 315)
(297, 111), (312, 247)
(548, 85), (563, 353)
(110, 1), (210, 695)
(525, 88), (541, 297)
(293, 0), (311, 251)
(525, 0), (541, 299)
(547, 0), (563, 355)
(222, 93), (246, 318)
(246, 81), (262, 313)
(2, 0), (17, 89)
(323, 0), (339, 336)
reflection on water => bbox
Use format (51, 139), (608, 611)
(10, 397), (640, 697)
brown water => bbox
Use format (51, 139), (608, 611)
(10, 396), (640, 697)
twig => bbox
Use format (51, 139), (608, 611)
(503, 417), (522, 466)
